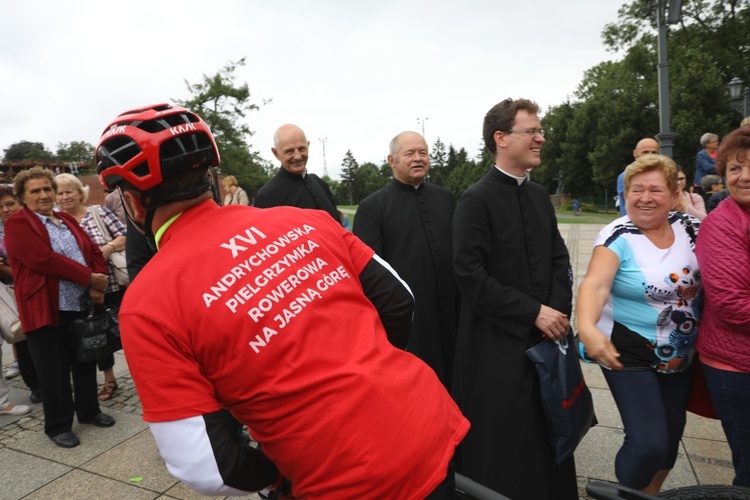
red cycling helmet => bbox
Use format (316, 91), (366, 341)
(96, 103), (219, 194)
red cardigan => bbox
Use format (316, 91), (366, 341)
(695, 196), (750, 373)
(5, 207), (107, 332)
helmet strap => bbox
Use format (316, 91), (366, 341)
(119, 188), (159, 253)
(143, 208), (159, 253)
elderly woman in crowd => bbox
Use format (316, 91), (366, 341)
(222, 175), (249, 205)
(577, 155), (702, 494)
(695, 125), (750, 487)
(700, 174), (724, 205)
(56, 173), (126, 401)
(694, 133), (719, 194)
(4, 167), (115, 449)
(0, 185), (41, 405)
(675, 165), (706, 220)
(0, 184), (32, 416)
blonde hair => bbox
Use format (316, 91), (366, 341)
(222, 175), (239, 188)
(623, 154), (678, 195)
(54, 173), (90, 204)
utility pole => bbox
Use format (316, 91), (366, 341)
(318, 137), (328, 178)
(417, 117), (428, 139)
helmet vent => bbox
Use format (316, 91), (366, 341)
(130, 162), (151, 179)
(161, 132), (214, 163)
(99, 136), (141, 167)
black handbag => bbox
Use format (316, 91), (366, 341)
(526, 330), (597, 465)
(70, 299), (122, 363)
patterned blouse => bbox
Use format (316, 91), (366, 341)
(79, 205), (127, 293)
(34, 212), (87, 311)
(592, 212), (702, 373)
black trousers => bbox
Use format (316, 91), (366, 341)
(96, 289), (126, 372)
(15, 339), (39, 392)
(25, 311), (101, 437)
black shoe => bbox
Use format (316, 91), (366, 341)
(30, 390), (42, 404)
(50, 431), (80, 448)
(80, 412), (115, 427)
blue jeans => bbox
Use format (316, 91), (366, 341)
(602, 368), (691, 489)
(702, 363), (750, 487)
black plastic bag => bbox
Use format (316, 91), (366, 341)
(526, 331), (597, 465)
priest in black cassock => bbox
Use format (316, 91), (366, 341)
(452, 98), (578, 500)
(353, 131), (458, 388)
(254, 124), (341, 224)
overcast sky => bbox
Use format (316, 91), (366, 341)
(1, 1), (623, 179)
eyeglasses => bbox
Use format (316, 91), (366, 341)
(0, 202), (17, 209)
(506, 128), (545, 137)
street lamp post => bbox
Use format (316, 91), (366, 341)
(728, 77), (750, 117)
(654, 0), (682, 159)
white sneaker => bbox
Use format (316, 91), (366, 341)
(0, 403), (31, 415)
(4, 360), (20, 379)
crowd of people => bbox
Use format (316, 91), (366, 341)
(0, 99), (748, 499)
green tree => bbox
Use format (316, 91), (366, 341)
(539, 101), (576, 193)
(428, 137), (448, 185)
(355, 162), (389, 202)
(603, 0), (749, 86)
(175, 58), (270, 196)
(538, 0), (747, 198)
(339, 149), (359, 205)
(324, 178), (343, 207)
(444, 146), (485, 198)
(379, 160), (392, 181)
(3, 141), (52, 163)
(56, 141), (94, 163)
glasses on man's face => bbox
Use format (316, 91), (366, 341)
(506, 128), (545, 137)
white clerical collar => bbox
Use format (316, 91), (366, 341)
(494, 165), (527, 185)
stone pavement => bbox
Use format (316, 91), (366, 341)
(0, 223), (735, 499)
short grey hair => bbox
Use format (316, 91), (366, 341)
(700, 174), (722, 192)
(13, 167), (56, 204)
(700, 133), (718, 147)
(389, 131), (427, 157)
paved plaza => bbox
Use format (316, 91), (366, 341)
(0, 223), (735, 499)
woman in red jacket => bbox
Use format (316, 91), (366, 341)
(5, 167), (115, 449)
(695, 125), (750, 487)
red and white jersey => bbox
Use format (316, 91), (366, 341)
(121, 201), (468, 499)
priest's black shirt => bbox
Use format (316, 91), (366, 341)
(254, 168), (340, 223)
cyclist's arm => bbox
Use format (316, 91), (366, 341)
(149, 411), (280, 496)
(359, 254), (414, 349)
